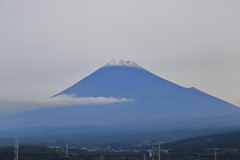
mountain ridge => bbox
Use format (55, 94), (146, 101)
(1, 60), (240, 131)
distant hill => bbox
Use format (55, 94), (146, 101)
(162, 129), (240, 151)
(1, 60), (240, 134)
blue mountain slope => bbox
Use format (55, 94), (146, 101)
(1, 60), (240, 130)
(53, 66), (185, 99)
(53, 64), (240, 116)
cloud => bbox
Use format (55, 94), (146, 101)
(0, 94), (134, 117)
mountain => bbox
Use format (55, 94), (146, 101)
(159, 129), (240, 160)
(1, 60), (240, 131)
(162, 129), (240, 150)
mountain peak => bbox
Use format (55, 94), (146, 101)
(103, 59), (145, 69)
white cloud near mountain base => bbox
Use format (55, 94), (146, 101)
(0, 94), (134, 117)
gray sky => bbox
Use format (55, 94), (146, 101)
(1, 0), (240, 110)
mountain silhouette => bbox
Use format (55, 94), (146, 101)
(1, 60), (240, 130)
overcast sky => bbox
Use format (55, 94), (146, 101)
(1, 0), (240, 110)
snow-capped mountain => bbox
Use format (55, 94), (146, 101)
(1, 60), (240, 130)
(103, 59), (145, 69)
(52, 59), (184, 99)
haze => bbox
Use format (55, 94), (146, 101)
(1, 0), (240, 110)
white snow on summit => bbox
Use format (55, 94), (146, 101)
(103, 60), (145, 69)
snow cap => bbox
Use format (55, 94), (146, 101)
(103, 59), (145, 70)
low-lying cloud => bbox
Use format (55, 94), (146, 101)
(0, 94), (134, 117)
